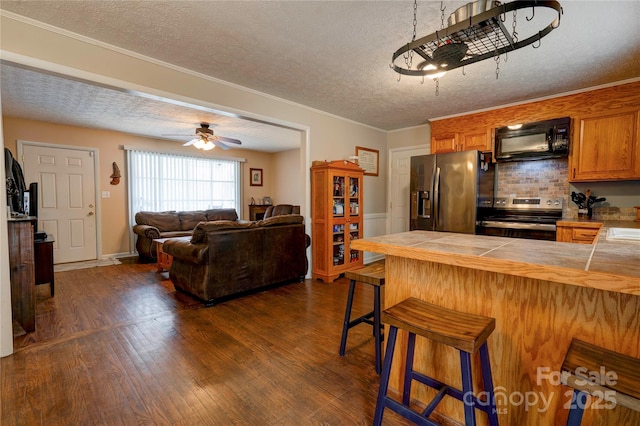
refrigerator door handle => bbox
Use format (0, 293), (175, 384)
(433, 166), (441, 230)
(410, 191), (418, 220)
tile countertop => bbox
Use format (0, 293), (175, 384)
(350, 221), (640, 297)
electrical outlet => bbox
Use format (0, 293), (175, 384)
(102, 191), (110, 198)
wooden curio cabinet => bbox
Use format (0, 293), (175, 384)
(311, 160), (364, 282)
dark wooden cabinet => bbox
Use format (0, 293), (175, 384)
(249, 204), (270, 221)
(8, 218), (36, 333)
(35, 238), (55, 296)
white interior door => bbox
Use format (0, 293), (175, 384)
(22, 144), (98, 264)
(389, 147), (431, 234)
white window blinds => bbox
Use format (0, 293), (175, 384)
(126, 148), (241, 217)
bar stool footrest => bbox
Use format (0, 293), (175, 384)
(383, 397), (440, 426)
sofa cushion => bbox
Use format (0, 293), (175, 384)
(205, 209), (238, 221)
(135, 211), (179, 232)
(257, 214), (304, 227)
(191, 220), (255, 244)
(162, 239), (209, 265)
(179, 211), (208, 231)
(159, 230), (193, 238)
(263, 204), (300, 218)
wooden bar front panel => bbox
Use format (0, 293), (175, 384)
(383, 255), (640, 426)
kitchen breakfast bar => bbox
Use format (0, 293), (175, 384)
(351, 226), (640, 425)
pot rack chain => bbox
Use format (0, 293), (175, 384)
(400, 0), (419, 81)
(434, 2), (446, 95)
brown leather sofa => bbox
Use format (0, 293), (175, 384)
(162, 214), (307, 304)
(132, 209), (238, 260)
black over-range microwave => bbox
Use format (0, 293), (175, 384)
(495, 117), (570, 162)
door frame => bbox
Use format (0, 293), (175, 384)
(387, 144), (432, 235)
(17, 140), (102, 262)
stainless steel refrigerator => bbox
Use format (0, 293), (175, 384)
(410, 150), (494, 233)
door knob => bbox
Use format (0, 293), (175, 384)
(89, 204), (94, 208)
(88, 211), (95, 216)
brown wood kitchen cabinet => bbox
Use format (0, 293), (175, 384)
(431, 129), (492, 154)
(556, 221), (603, 244)
(570, 109), (640, 181)
(311, 160), (364, 282)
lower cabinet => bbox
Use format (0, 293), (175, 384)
(556, 221), (603, 244)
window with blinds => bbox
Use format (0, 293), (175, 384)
(126, 148), (242, 218)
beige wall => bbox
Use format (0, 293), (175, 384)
(272, 149), (302, 206)
(2, 116), (289, 256)
(386, 124), (430, 150)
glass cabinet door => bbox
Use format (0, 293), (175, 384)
(347, 175), (361, 264)
(332, 174), (346, 266)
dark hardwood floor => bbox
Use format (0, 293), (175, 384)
(2, 263), (414, 425)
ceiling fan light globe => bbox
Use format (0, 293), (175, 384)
(193, 139), (206, 149)
(202, 142), (215, 151)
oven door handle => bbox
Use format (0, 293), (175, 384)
(480, 221), (557, 231)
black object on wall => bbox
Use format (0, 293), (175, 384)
(4, 148), (26, 213)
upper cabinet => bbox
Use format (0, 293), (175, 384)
(461, 129), (493, 152)
(431, 129), (492, 154)
(570, 109), (640, 182)
(431, 134), (457, 154)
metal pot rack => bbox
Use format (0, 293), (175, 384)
(391, 0), (563, 77)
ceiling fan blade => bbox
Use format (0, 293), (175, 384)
(183, 139), (197, 147)
(163, 133), (196, 136)
(216, 136), (242, 145)
(212, 140), (231, 150)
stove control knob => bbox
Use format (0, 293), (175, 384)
(546, 200), (552, 205)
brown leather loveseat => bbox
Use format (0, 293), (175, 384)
(162, 214), (307, 305)
(132, 209), (238, 260)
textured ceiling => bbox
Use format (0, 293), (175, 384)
(1, 1), (639, 150)
(0, 63), (302, 152)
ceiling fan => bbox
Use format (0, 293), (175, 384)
(165, 123), (242, 151)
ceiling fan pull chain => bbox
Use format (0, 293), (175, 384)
(435, 78), (440, 96)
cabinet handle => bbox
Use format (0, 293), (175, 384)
(573, 168), (576, 179)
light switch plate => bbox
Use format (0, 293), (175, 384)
(102, 191), (110, 198)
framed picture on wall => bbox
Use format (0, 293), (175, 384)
(355, 146), (379, 176)
(250, 168), (263, 186)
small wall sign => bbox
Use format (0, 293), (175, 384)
(355, 146), (379, 176)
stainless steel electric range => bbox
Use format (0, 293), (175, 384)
(476, 197), (564, 241)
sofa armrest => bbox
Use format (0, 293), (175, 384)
(163, 239), (208, 265)
(132, 224), (161, 240)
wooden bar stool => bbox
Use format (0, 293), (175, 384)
(561, 338), (640, 425)
(373, 297), (499, 426)
(339, 260), (385, 374)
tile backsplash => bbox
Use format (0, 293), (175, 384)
(496, 158), (638, 220)
(496, 158), (568, 200)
